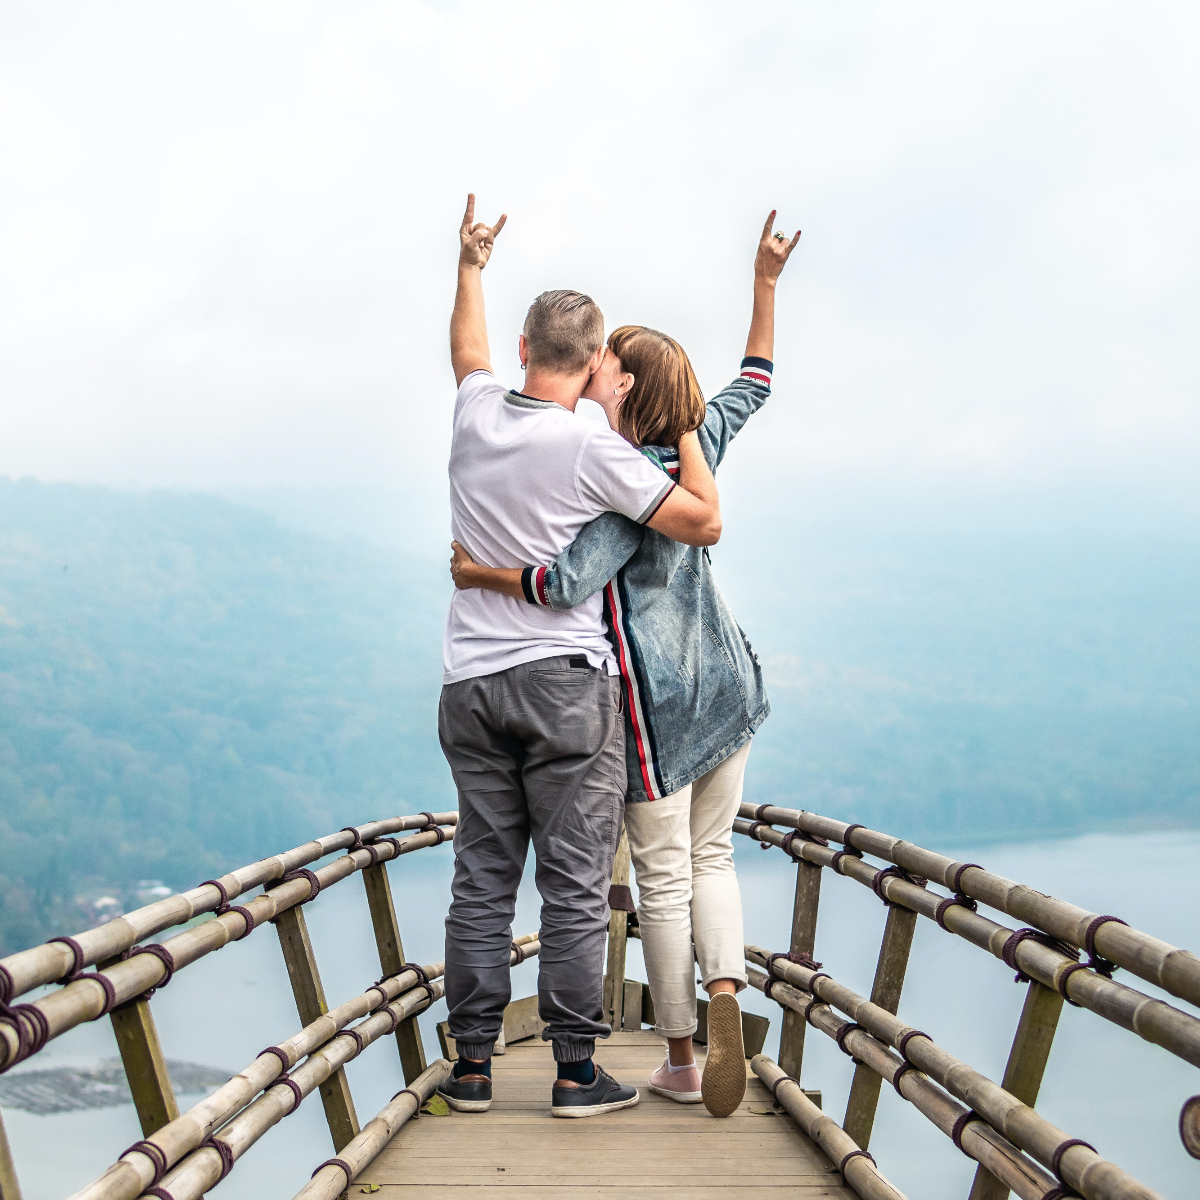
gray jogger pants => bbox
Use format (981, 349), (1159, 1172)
(439, 656), (625, 1064)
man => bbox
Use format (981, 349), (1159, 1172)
(437, 195), (722, 1118)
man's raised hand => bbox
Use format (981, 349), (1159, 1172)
(754, 209), (801, 285)
(459, 193), (507, 270)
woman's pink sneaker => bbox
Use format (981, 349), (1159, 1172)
(647, 1057), (703, 1103)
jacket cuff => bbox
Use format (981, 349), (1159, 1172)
(739, 356), (773, 388)
(521, 566), (550, 606)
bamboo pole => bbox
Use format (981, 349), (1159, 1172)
(273, 905), (360, 1151)
(778, 855), (822, 1080)
(747, 950), (1162, 1200)
(143, 980), (447, 1200)
(737, 802), (1200, 1012)
(751, 1055), (909, 1200)
(0, 813), (457, 1006)
(108, 996), (179, 1136)
(603, 825), (632, 1032)
(1, 827), (451, 1072)
(750, 972), (1063, 1200)
(968, 981), (1065, 1200)
(361, 859), (426, 1084)
(843, 905), (918, 1150)
(69, 939), (538, 1200)
(0, 1109), (21, 1200)
(734, 820), (1200, 1072)
(292, 1059), (453, 1200)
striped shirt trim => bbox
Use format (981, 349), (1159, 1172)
(635, 478), (676, 525)
(520, 566), (551, 606)
(505, 389), (558, 410)
(739, 355), (773, 388)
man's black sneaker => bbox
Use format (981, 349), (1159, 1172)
(551, 1065), (639, 1118)
(437, 1071), (492, 1113)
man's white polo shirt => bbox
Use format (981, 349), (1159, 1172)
(443, 370), (675, 684)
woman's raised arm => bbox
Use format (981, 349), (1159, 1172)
(744, 209), (800, 363)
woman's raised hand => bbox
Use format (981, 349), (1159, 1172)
(459, 193), (507, 270)
(450, 540), (478, 589)
(754, 210), (801, 285)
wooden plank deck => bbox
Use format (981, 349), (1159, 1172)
(366, 1030), (855, 1198)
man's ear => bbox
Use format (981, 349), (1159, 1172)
(518, 334), (529, 368)
(587, 344), (605, 374)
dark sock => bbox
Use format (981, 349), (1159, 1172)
(557, 1059), (595, 1085)
(454, 1056), (491, 1079)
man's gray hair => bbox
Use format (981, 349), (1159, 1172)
(522, 289), (605, 374)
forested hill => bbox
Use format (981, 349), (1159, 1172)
(0, 478), (451, 953)
(2, 476), (1199, 955)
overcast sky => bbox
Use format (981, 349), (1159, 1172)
(2, 1), (1198, 536)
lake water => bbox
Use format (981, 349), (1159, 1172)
(4, 828), (1199, 1200)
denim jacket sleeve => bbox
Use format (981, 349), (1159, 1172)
(523, 511), (645, 610)
(698, 359), (773, 470)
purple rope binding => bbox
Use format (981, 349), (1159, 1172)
(123, 1140), (169, 1186)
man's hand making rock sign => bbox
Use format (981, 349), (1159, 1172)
(459, 192), (507, 271)
(451, 193), (508, 383)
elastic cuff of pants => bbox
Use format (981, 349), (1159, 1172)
(455, 1039), (496, 1062)
(700, 971), (749, 994)
(552, 1039), (596, 1064)
(655, 1022), (699, 1039)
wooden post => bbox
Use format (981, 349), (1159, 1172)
(0, 1109), (22, 1200)
(109, 997), (180, 1136)
(603, 825), (631, 1030)
(777, 858), (822, 1080)
(842, 906), (918, 1149)
(273, 906), (360, 1151)
(361, 860), (427, 1084)
(967, 980), (1065, 1200)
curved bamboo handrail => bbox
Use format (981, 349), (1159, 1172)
(738, 802), (1200, 1012)
(745, 951), (1159, 1200)
(293, 1058), (453, 1200)
(140, 976), (449, 1200)
(0, 800), (1188, 1200)
(733, 818), (1200, 1070)
(68, 937), (538, 1200)
(0, 813), (457, 1005)
(751, 1056), (909, 1200)
(0, 817), (457, 1072)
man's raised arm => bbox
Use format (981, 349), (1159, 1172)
(450, 193), (507, 386)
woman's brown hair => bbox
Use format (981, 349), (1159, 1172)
(607, 326), (706, 447)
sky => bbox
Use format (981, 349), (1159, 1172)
(2, 1), (1198, 543)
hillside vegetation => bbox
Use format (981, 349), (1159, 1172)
(0, 478), (449, 953)
(2, 476), (1198, 954)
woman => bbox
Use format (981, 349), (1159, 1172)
(450, 211), (800, 1117)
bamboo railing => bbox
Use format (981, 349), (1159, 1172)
(2, 801), (1195, 1200)
(0, 811), (467, 1200)
(730, 802), (1199, 1200)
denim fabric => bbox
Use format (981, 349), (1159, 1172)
(535, 375), (771, 801)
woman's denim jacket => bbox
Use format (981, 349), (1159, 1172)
(519, 358), (773, 801)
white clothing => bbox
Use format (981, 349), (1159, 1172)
(443, 371), (675, 684)
(624, 742), (751, 1038)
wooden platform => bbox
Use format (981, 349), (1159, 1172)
(365, 1030), (855, 1198)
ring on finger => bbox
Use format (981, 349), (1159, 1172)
(774, 231), (787, 242)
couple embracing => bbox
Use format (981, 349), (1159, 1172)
(437, 195), (799, 1120)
